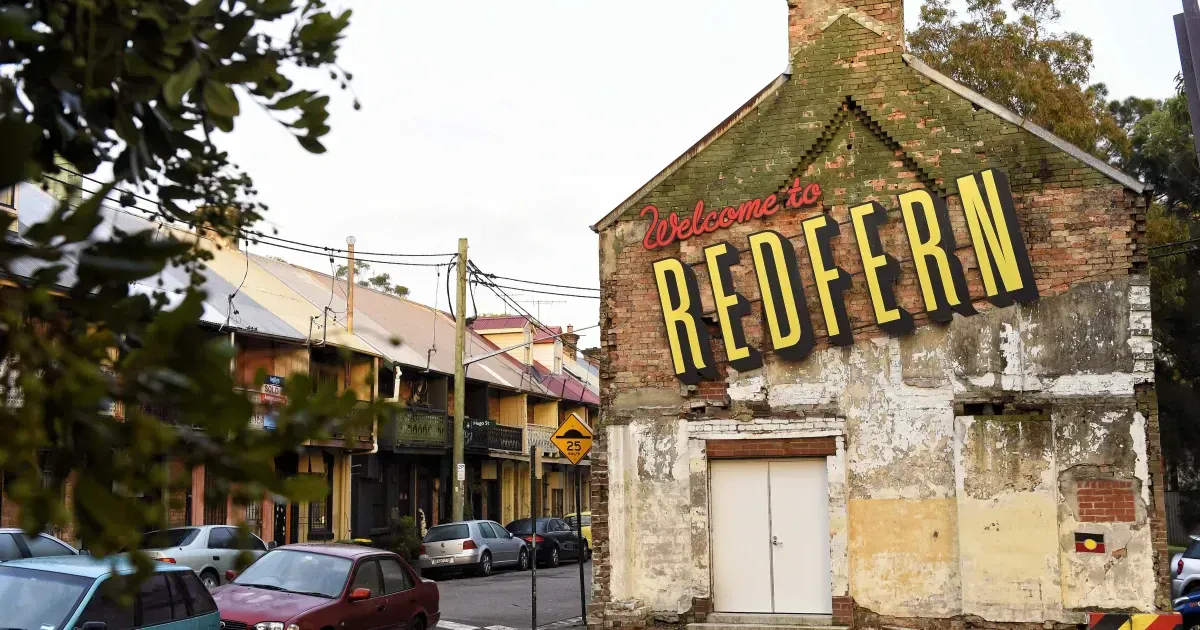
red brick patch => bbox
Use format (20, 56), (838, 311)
(707, 436), (836, 459)
(1077, 479), (1137, 523)
(832, 596), (854, 625)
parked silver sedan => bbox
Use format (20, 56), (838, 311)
(0, 528), (79, 561)
(138, 525), (273, 588)
(417, 520), (529, 577)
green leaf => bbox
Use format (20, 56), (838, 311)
(297, 135), (326, 154)
(188, 0), (221, 18)
(163, 61), (202, 110)
(203, 81), (239, 118)
(0, 5), (40, 42)
(269, 90), (314, 111)
(0, 117), (40, 189)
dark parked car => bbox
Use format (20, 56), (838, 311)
(213, 543), (439, 630)
(505, 518), (588, 568)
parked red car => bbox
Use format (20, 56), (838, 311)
(212, 543), (439, 630)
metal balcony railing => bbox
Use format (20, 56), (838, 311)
(331, 400), (374, 443)
(394, 406), (449, 447)
(464, 417), (491, 451)
(527, 423), (555, 453)
(488, 423), (523, 453)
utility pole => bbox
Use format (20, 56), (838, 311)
(346, 236), (356, 333)
(452, 238), (468, 522)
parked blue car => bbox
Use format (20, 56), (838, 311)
(1175, 590), (1200, 630)
(0, 554), (219, 629)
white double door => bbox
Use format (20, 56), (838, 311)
(710, 459), (832, 614)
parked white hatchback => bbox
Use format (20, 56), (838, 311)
(137, 525), (274, 588)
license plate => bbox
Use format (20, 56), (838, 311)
(433, 557), (452, 565)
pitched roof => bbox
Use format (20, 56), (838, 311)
(471, 315), (561, 343)
(471, 316), (531, 330)
(10, 183), (307, 343)
(255, 258), (555, 396)
(591, 12), (1145, 233)
(530, 361), (599, 406)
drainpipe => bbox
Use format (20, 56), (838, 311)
(346, 236), (356, 334)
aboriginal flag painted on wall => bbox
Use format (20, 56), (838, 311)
(1075, 532), (1105, 553)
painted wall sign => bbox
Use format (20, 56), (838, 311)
(651, 168), (1039, 384)
(641, 178), (822, 251)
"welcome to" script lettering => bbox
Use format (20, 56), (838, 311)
(650, 168), (1039, 384)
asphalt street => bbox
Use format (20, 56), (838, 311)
(433, 560), (592, 630)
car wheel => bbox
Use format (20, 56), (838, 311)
(475, 552), (493, 577)
(582, 541), (591, 562)
(409, 615), (427, 630)
(200, 569), (220, 590)
(549, 546), (560, 568)
(518, 548), (530, 571)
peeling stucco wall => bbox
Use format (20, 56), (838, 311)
(596, 277), (1157, 624)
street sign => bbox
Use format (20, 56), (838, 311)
(457, 463), (466, 481)
(551, 413), (594, 465)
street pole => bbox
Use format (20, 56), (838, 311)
(530, 442), (538, 630)
(345, 236), (356, 333)
(574, 465), (587, 623)
(452, 238), (468, 523)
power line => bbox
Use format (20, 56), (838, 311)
(1149, 236), (1200, 251)
(474, 272), (598, 293)
(39, 170), (457, 258)
(481, 282), (600, 300)
(34, 179), (458, 270)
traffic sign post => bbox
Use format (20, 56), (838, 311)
(552, 413), (594, 626)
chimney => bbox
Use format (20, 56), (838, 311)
(561, 324), (580, 362)
(346, 236), (356, 334)
(787, 0), (904, 52)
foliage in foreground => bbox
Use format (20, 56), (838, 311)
(0, 0), (383, 574)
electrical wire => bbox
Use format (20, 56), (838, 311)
(39, 171), (457, 259)
(445, 261), (456, 321)
(474, 272), (598, 293)
(476, 281), (600, 300)
(220, 235), (250, 332)
(1149, 236), (1200, 251)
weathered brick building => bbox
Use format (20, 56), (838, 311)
(589, 1), (1166, 629)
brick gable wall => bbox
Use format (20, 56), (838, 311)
(591, 11), (1155, 629)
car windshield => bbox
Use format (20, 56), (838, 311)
(0, 565), (93, 630)
(138, 528), (199, 550)
(233, 549), (351, 598)
(424, 524), (469, 542)
(505, 519), (547, 535)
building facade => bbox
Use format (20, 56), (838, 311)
(590, 2), (1165, 628)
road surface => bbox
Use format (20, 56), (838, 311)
(434, 560), (592, 630)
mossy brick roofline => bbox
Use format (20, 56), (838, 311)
(590, 11), (1146, 234)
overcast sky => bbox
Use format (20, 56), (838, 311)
(216, 0), (1184, 348)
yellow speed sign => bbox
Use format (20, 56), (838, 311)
(551, 413), (594, 465)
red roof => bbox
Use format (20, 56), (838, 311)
(471, 316), (530, 330)
(531, 361), (600, 406)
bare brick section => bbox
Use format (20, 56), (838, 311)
(833, 596), (855, 625)
(707, 437), (836, 459)
(1076, 479), (1137, 522)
